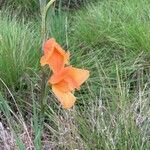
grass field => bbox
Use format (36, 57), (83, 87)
(0, 0), (150, 149)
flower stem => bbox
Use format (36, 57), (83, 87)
(39, 0), (56, 122)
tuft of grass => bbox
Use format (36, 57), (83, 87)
(3, 0), (39, 15)
(46, 8), (70, 45)
(73, 0), (150, 51)
(0, 11), (40, 88)
(2, 0), (88, 16)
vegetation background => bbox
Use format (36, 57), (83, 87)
(0, 0), (150, 149)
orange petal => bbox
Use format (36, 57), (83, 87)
(55, 43), (70, 65)
(52, 85), (76, 109)
(65, 67), (90, 90)
(49, 66), (71, 84)
(40, 38), (55, 67)
(49, 80), (70, 92)
(44, 38), (55, 55)
(50, 66), (89, 91)
(48, 49), (69, 73)
(48, 50), (65, 73)
(41, 38), (70, 72)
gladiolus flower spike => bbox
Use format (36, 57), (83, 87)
(40, 38), (89, 109)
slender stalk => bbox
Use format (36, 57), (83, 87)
(45, 0), (56, 14)
(41, 0), (56, 47)
(39, 0), (56, 122)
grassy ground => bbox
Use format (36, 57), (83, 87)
(0, 0), (150, 149)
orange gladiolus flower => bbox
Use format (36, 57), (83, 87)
(40, 38), (89, 109)
(40, 38), (70, 73)
(49, 66), (89, 109)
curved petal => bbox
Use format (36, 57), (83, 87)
(48, 50), (65, 73)
(55, 43), (70, 65)
(49, 66), (71, 84)
(40, 38), (56, 67)
(49, 80), (70, 92)
(50, 66), (89, 91)
(41, 38), (70, 72)
(44, 38), (55, 55)
(52, 85), (76, 109)
(65, 67), (90, 90)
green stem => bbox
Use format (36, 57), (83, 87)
(39, 0), (56, 122)
(40, 0), (56, 49)
(39, 71), (46, 122)
(45, 0), (56, 14)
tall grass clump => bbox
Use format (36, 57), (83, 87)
(0, 11), (40, 88)
(3, 0), (39, 15)
(2, 0), (88, 15)
(71, 0), (150, 96)
(57, 0), (87, 9)
(46, 9), (69, 45)
(73, 0), (150, 51)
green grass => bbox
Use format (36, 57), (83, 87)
(2, 0), (88, 15)
(0, 0), (150, 149)
(46, 9), (70, 45)
(73, 0), (150, 51)
(0, 11), (40, 88)
(3, 0), (39, 15)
